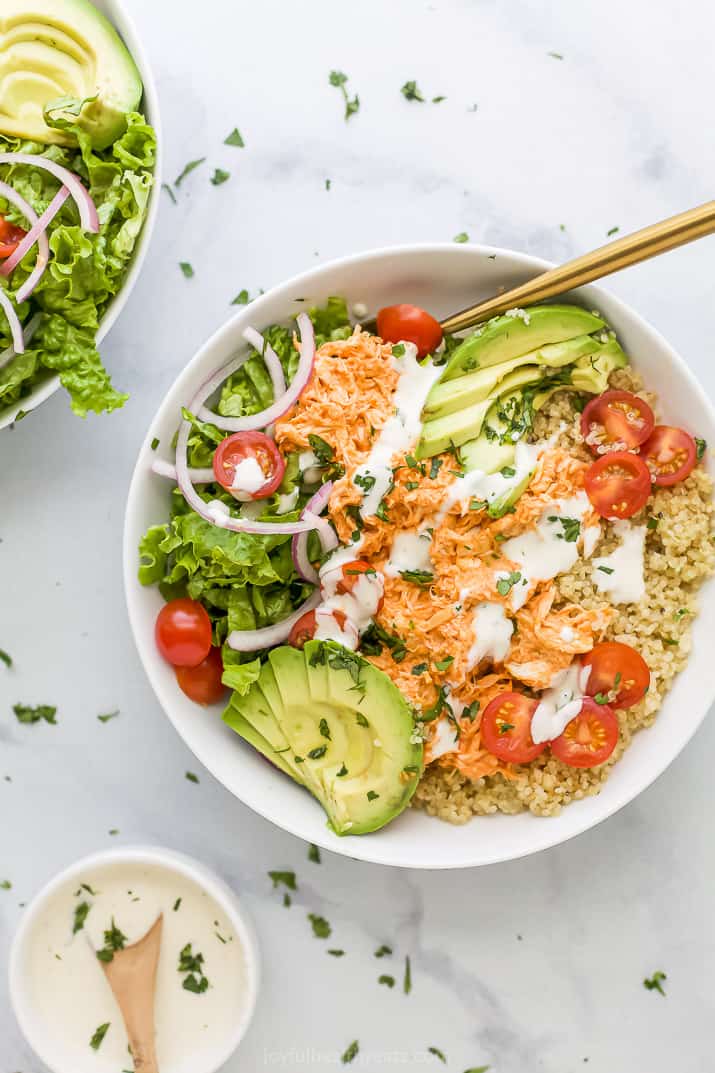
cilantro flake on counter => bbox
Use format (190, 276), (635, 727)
(268, 871), (296, 891)
(341, 1040), (359, 1064)
(607, 225), (620, 236)
(89, 1023), (110, 1050)
(97, 709), (119, 723)
(224, 128), (245, 147)
(161, 182), (176, 204)
(0, 649), (12, 668)
(210, 168), (230, 186)
(328, 948), (345, 957)
(175, 157), (206, 186)
(173, 897), (182, 912)
(375, 944), (392, 958)
(643, 970), (667, 996)
(308, 843), (321, 864)
(1, 879), (11, 890)
(428, 1047), (447, 1063)
(403, 954), (412, 993)
(13, 703), (57, 725)
(185, 771), (199, 783)
(329, 70), (360, 120)
(308, 912), (331, 939)
(378, 974), (395, 987)
(179, 262), (194, 278)
(150, 437), (160, 450)
(453, 232), (469, 243)
(401, 80), (425, 101)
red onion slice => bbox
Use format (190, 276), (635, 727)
(0, 312), (40, 370)
(3, 187), (70, 301)
(151, 458), (215, 483)
(198, 312), (314, 431)
(0, 289), (24, 354)
(0, 154), (98, 233)
(291, 482), (337, 583)
(227, 590), (322, 651)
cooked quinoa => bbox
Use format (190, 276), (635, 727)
(412, 368), (714, 822)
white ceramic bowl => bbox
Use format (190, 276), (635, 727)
(9, 845), (260, 1073)
(0, 0), (162, 430)
(123, 244), (715, 869)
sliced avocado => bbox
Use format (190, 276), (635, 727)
(570, 338), (626, 392)
(484, 469), (534, 519)
(441, 304), (606, 382)
(0, 0), (143, 149)
(223, 703), (303, 784)
(225, 672), (311, 787)
(460, 429), (516, 475)
(417, 365), (546, 459)
(424, 333), (602, 419)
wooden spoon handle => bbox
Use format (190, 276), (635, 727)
(441, 200), (715, 333)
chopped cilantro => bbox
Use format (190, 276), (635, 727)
(411, 663), (428, 676)
(308, 913), (331, 939)
(1, 879), (11, 890)
(13, 703), (56, 725)
(406, 481), (420, 490)
(432, 95), (446, 103)
(462, 700), (480, 721)
(73, 901), (91, 934)
(422, 685), (450, 723)
(329, 70), (360, 120)
(173, 898), (182, 912)
(318, 719), (331, 741)
(549, 515), (580, 542)
(308, 843), (321, 864)
(231, 289), (251, 305)
(643, 970), (667, 996)
(606, 225), (620, 236)
(356, 712), (369, 728)
(401, 80), (424, 101)
(379, 974), (395, 987)
(392, 343), (406, 357)
(496, 571), (522, 597)
(179, 942), (209, 993)
(224, 127), (245, 147)
(548, 50), (564, 59)
(175, 157), (206, 186)
(500, 465), (516, 477)
(0, 649), (12, 668)
(325, 178), (331, 191)
(268, 871), (296, 891)
(283, 893), (291, 907)
(375, 944), (392, 957)
(97, 710), (119, 723)
(96, 918), (127, 963)
(210, 168), (230, 186)
(597, 565), (614, 575)
(429, 457), (443, 479)
(673, 608), (690, 620)
(150, 437), (160, 450)
(453, 232), (469, 244)
(354, 472), (376, 493)
(179, 262), (194, 278)
(695, 437), (707, 460)
(376, 498), (390, 522)
(341, 1040), (359, 1064)
(662, 637), (679, 646)
(161, 182), (176, 204)
(647, 516), (659, 530)
(308, 433), (335, 464)
(185, 771), (199, 783)
(336, 763), (348, 777)
(428, 1047), (447, 1063)
(89, 1023), (110, 1050)
(403, 955), (412, 994)
(308, 745), (328, 760)
(328, 948), (345, 956)
(400, 569), (434, 587)
(367, 790), (380, 801)
(435, 656), (454, 672)
(464, 1067), (491, 1073)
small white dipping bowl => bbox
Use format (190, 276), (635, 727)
(123, 243), (715, 869)
(9, 845), (259, 1073)
(0, 0), (162, 430)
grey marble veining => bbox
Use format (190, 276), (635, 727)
(2, 1), (715, 1069)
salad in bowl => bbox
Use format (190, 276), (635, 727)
(0, 0), (158, 426)
(132, 264), (713, 849)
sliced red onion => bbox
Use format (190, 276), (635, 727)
(291, 482), (337, 583)
(0, 154), (98, 233)
(243, 325), (286, 398)
(0, 312), (40, 371)
(151, 458), (215, 483)
(0, 289), (24, 354)
(198, 312), (314, 431)
(3, 187), (70, 301)
(227, 590), (322, 651)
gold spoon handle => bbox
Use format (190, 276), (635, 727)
(441, 200), (715, 334)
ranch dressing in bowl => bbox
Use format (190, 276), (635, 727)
(10, 847), (259, 1073)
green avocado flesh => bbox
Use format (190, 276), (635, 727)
(440, 303), (606, 382)
(0, 0), (143, 148)
(223, 641), (424, 836)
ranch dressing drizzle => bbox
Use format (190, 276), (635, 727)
(23, 862), (248, 1073)
(230, 456), (266, 498)
(432, 440), (544, 527)
(592, 520), (646, 604)
(353, 342), (443, 519)
(531, 661), (592, 744)
(383, 528), (434, 577)
(466, 602), (514, 669)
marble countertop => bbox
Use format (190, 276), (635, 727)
(2, 0), (715, 1069)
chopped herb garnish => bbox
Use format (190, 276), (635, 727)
(224, 127), (245, 147)
(376, 498), (390, 522)
(108, 828), (119, 836)
(593, 691), (610, 705)
(178, 942), (209, 994)
(1, 879), (12, 890)
(662, 637), (679, 646)
(179, 262), (194, 278)
(453, 232), (469, 244)
(13, 703), (56, 725)
(210, 168), (230, 186)
(498, 721), (515, 734)
(606, 225), (620, 236)
(185, 771), (199, 783)
(643, 970), (667, 996)
(428, 1047), (447, 1063)
(319, 718), (331, 741)
(422, 685), (450, 723)
(403, 955), (412, 994)
(329, 70), (360, 120)
(73, 901), (91, 934)
(500, 465), (516, 477)
(268, 871), (296, 891)
(325, 178), (331, 191)
(175, 157), (206, 186)
(462, 700), (480, 721)
(673, 608), (690, 620)
(0, 649), (12, 668)
(308, 745), (328, 760)
(283, 893), (291, 907)
(429, 457), (443, 479)
(597, 565), (615, 574)
(356, 712), (369, 728)
(308, 913), (331, 939)
(405, 481), (420, 490)
(496, 571), (522, 597)
(464, 1067), (490, 1073)
(435, 656), (454, 672)
(548, 50), (564, 59)
(401, 80), (424, 101)
(647, 516), (659, 530)
(150, 437), (160, 450)
(307, 844), (321, 865)
(89, 1023), (110, 1050)
(470, 498), (488, 512)
(161, 182), (176, 204)
(231, 289), (250, 305)
(367, 790), (380, 801)
(411, 663), (428, 676)
(432, 95), (446, 103)
(308, 433), (335, 464)
(336, 763), (348, 777)
(379, 974), (395, 987)
(354, 472), (376, 493)
(400, 569), (434, 587)
(695, 437), (707, 460)
(173, 898), (182, 912)
(96, 709), (119, 723)
(392, 343), (406, 357)
(375, 944), (392, 958)
(549, 515), (580, 542)
(341, 1040), (359, 1064)
(96, 918), (127, 963)
(328, 948), (345, 956)
(406, 454), (419, 469)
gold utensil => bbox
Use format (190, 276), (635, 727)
(100, 915), (163, 1073)
(439, 200), (715, 334)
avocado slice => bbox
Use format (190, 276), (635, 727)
(440, 304), (606, 382)
(223, 704), (303, 784)
(417, 364), (547, 459)
(0, 0), (143, 149)
(570, 338), (627, 392)
(225, 672), (310, 787)
(424, 333), (602, 419)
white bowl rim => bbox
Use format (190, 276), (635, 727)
(0, 0), (163, 430)
(123, 240), (715, 869)
(8, 844), (260, 1073)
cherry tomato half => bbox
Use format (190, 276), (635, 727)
(175, 646), (226, 705)
(212, 431), (286, 499)
(580, 390), (655, 454)
(640, 425), (697, 487)
(480, 692), (546, 764)
(376, 304), (443, 359)
(155, 598), (212, 667)
(581, 641), (650, 709)
(288, 609), (349, 649)
(550, 697), (619, 768)
(332, 559), (385, 613)
(0, 214), (27, 258)
(584, 450), (651, 519)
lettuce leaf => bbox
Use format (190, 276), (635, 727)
(0, 112), (156, 415)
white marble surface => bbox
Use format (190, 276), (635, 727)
(2, 0), (715, 1069)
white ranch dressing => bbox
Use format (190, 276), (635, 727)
(592, 520), (646, 604)
(467, 602), (514, 669)
(353, 342), (443, 518)
(428, 714), (460, 760)
(432, 439), (544, 527)
(320, 536), (365, 575)
(316, 559), (384, 648)
(314, 607), (359, 648)
(275, 487), (300, 514)
(531, 662), (592, 744)
(500, 492), (595, 610)
(298, 449), (322, 485)
(383, 528), (434, 577)
(230, 455), (266, 499)
(22, 861), (249, 1073)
